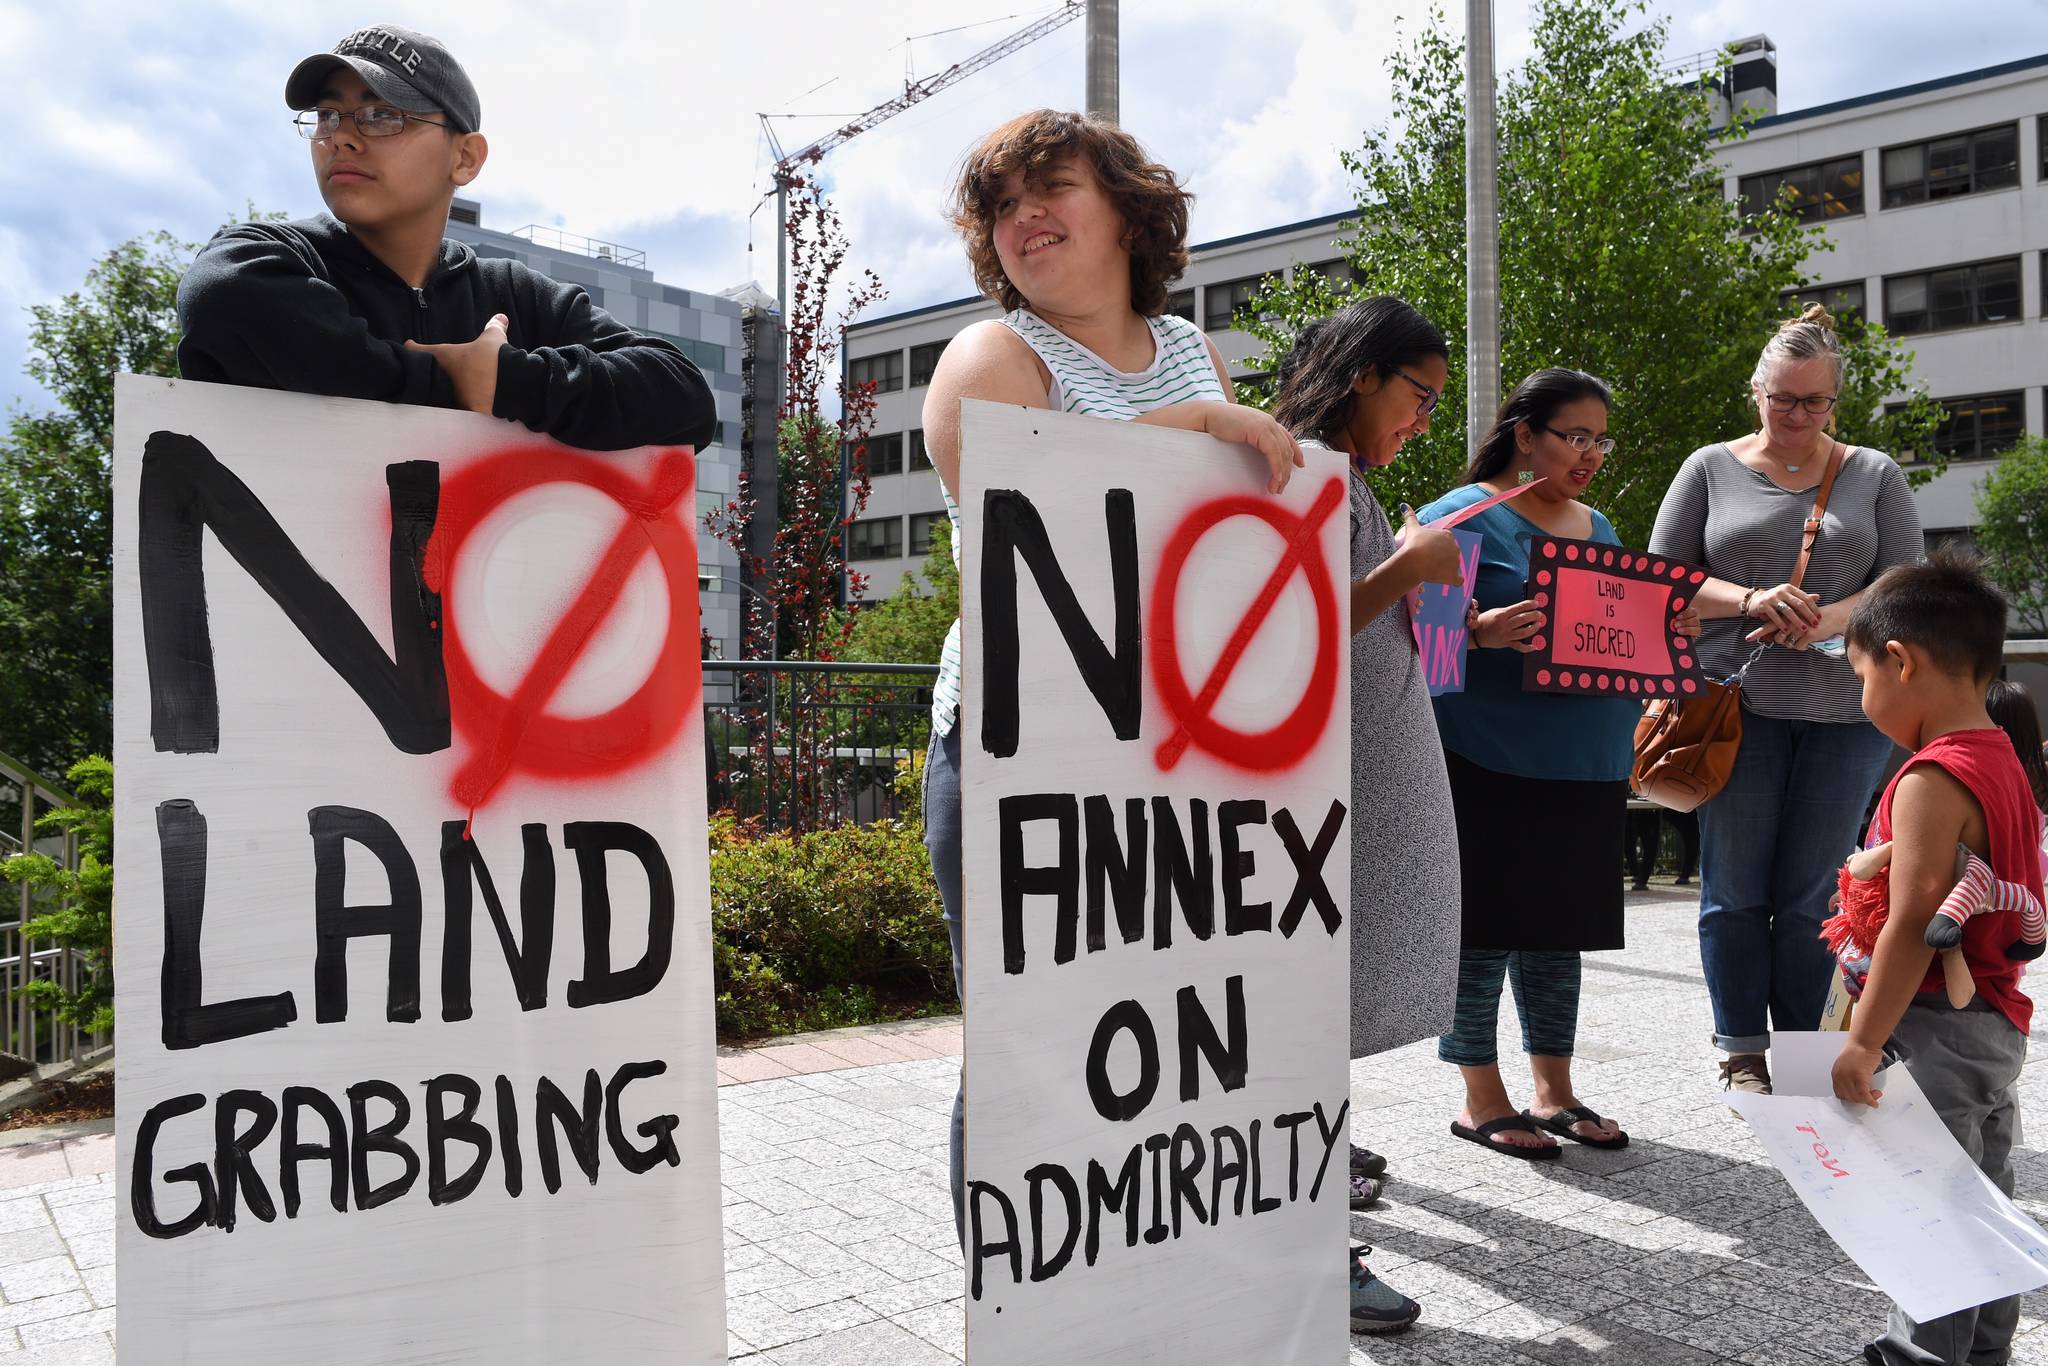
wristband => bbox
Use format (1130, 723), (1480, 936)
(1740, 588), (1757, 619)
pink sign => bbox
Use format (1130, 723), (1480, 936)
(1409, 528), (1484, 696)
(1519, 537), (1711, 697)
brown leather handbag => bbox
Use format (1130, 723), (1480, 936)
(1631, 441), (1845, 813)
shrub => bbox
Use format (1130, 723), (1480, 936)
(708, 815), (952, 1040)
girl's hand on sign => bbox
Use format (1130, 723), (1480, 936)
(1201, 403), (1304, 495)
(1674, 605), (1703, 639)
(1394, 506), (1466, 588)
(1473, 599), (1545, 652)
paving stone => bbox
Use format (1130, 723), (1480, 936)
(0, 1255), (82, 1303)
(762, 1317), (957, 1365)
(13, 886), (2047, 1360)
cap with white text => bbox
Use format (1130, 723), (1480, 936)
(285, 25), (480, 134)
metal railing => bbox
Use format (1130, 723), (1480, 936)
(0, 750), (103, 1072)
(704, 661), (938, 832)
(506, 224), (648, 270)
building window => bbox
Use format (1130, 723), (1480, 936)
(650, 332), (728, 373)
(1881, 124), (2019, 208)
(1782, 282), (1866, 324)
(851, 432), (904, 476)
(1165, 289), (1196, 323)
(1738, 155), (1864, 224)
(849, 351), (904, 393)
(1883, 258), (2021, 334)
(1300, 258), (1362, 288)
(2040, 115), (2048, 180)
(1929, 392), (2025, 460)
(909, 340), (948, 388)
(909, 511), (943, 557)
(1204, 274), (1271, 331)
(698, 563), (723, 593)
(847, 516), (903, 560)
(909, 429), (932, 471)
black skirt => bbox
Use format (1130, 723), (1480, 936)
(1443, 748), (1627, 952)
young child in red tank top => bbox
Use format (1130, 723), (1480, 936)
(1834, 550), (2040, 1366)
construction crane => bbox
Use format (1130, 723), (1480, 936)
(760, 1), (1084, 319)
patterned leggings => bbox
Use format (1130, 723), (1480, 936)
(1437, 950), (1583, 1067)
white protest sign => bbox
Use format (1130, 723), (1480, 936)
(113, 375), (726, 1363)
(958, 400), (1351, 1365)
(1730, 1031), (2048, 1322)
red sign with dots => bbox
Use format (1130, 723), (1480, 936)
(1519, 537), (1712, 698)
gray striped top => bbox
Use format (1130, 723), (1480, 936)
(1646, 443), (1924, 724)
(929, 309), (1226, 735)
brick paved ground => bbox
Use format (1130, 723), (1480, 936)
(6, 883), (2048, 1363)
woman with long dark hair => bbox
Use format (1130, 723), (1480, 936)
(1270, 297), (1462, 1336)
(1418, 370), (1641, 1159)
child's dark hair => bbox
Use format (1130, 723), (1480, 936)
(1270, 296), (1448, 443)
(1986, 679), (2048, 812)
(1844, 545), (2007, 682)
(1464, 369), (1613, 484)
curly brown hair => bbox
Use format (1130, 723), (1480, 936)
(947, 109), (1191, 317)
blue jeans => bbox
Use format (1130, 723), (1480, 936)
(1695, 709), (1894, 1053)
(1438, 951), (1583, 1067)
(921, 725), (965, 1244)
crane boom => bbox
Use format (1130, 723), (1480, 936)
(770, 1), (1083, 183)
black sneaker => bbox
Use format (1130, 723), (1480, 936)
(1349, 1246), (1420, 1335)
(1349, 1144), (1388, 1179)
(1349, 1174), (1385, 1210)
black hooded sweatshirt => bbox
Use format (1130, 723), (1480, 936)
(176, 215), (716, 453)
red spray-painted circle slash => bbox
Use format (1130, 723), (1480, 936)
(422, 445), (701, 810)
(1150, 477), (1345, 773)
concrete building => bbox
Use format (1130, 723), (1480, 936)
(1717, 43), (2048, 538)
(839, 210), (1355, 600)
(843, 42), (2048, 608)
(444, 198), (748, 659)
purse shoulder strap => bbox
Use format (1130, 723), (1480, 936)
(1789, 440), (1847, 591)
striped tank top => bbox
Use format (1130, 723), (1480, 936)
(930, 307), (1226, 735)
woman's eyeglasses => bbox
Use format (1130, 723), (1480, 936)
(1763, 393), (1838, 415)
(1543, 426), (1617, 456)
(1391, 368), (1440, 417)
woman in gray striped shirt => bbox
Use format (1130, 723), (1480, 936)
(1647, 307), (1922, 1095)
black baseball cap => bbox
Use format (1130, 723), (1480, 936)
(285, 25), (481, 134)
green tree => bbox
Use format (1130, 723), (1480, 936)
(1976, 434), (2048, 633)
(1245, 0), (1942, 544)
(0, 755), (113, 1035)
(843, 516), (959, 667)
(0, 232), (189, 775)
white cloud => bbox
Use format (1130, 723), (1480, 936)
(0, 0), (2036, 414)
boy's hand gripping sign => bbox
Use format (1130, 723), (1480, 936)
(1519, 536), (1711, 697)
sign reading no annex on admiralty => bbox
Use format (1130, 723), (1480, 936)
(958, 399), (1352, 1366)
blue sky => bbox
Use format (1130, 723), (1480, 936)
(0, 0), (2040, 416)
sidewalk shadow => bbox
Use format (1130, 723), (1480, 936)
(1351, 1157), (1891, 1364)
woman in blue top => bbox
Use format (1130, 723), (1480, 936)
(1418, 369), (1656, 1159)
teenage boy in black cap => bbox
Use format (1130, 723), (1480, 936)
(178, 25), (714, 452)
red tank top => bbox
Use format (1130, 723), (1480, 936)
(1869, 727), (2042, 1034)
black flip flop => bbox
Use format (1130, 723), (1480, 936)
(1522, 1105), (1629, 1150)
(1448, 1115), (1561, 1161)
